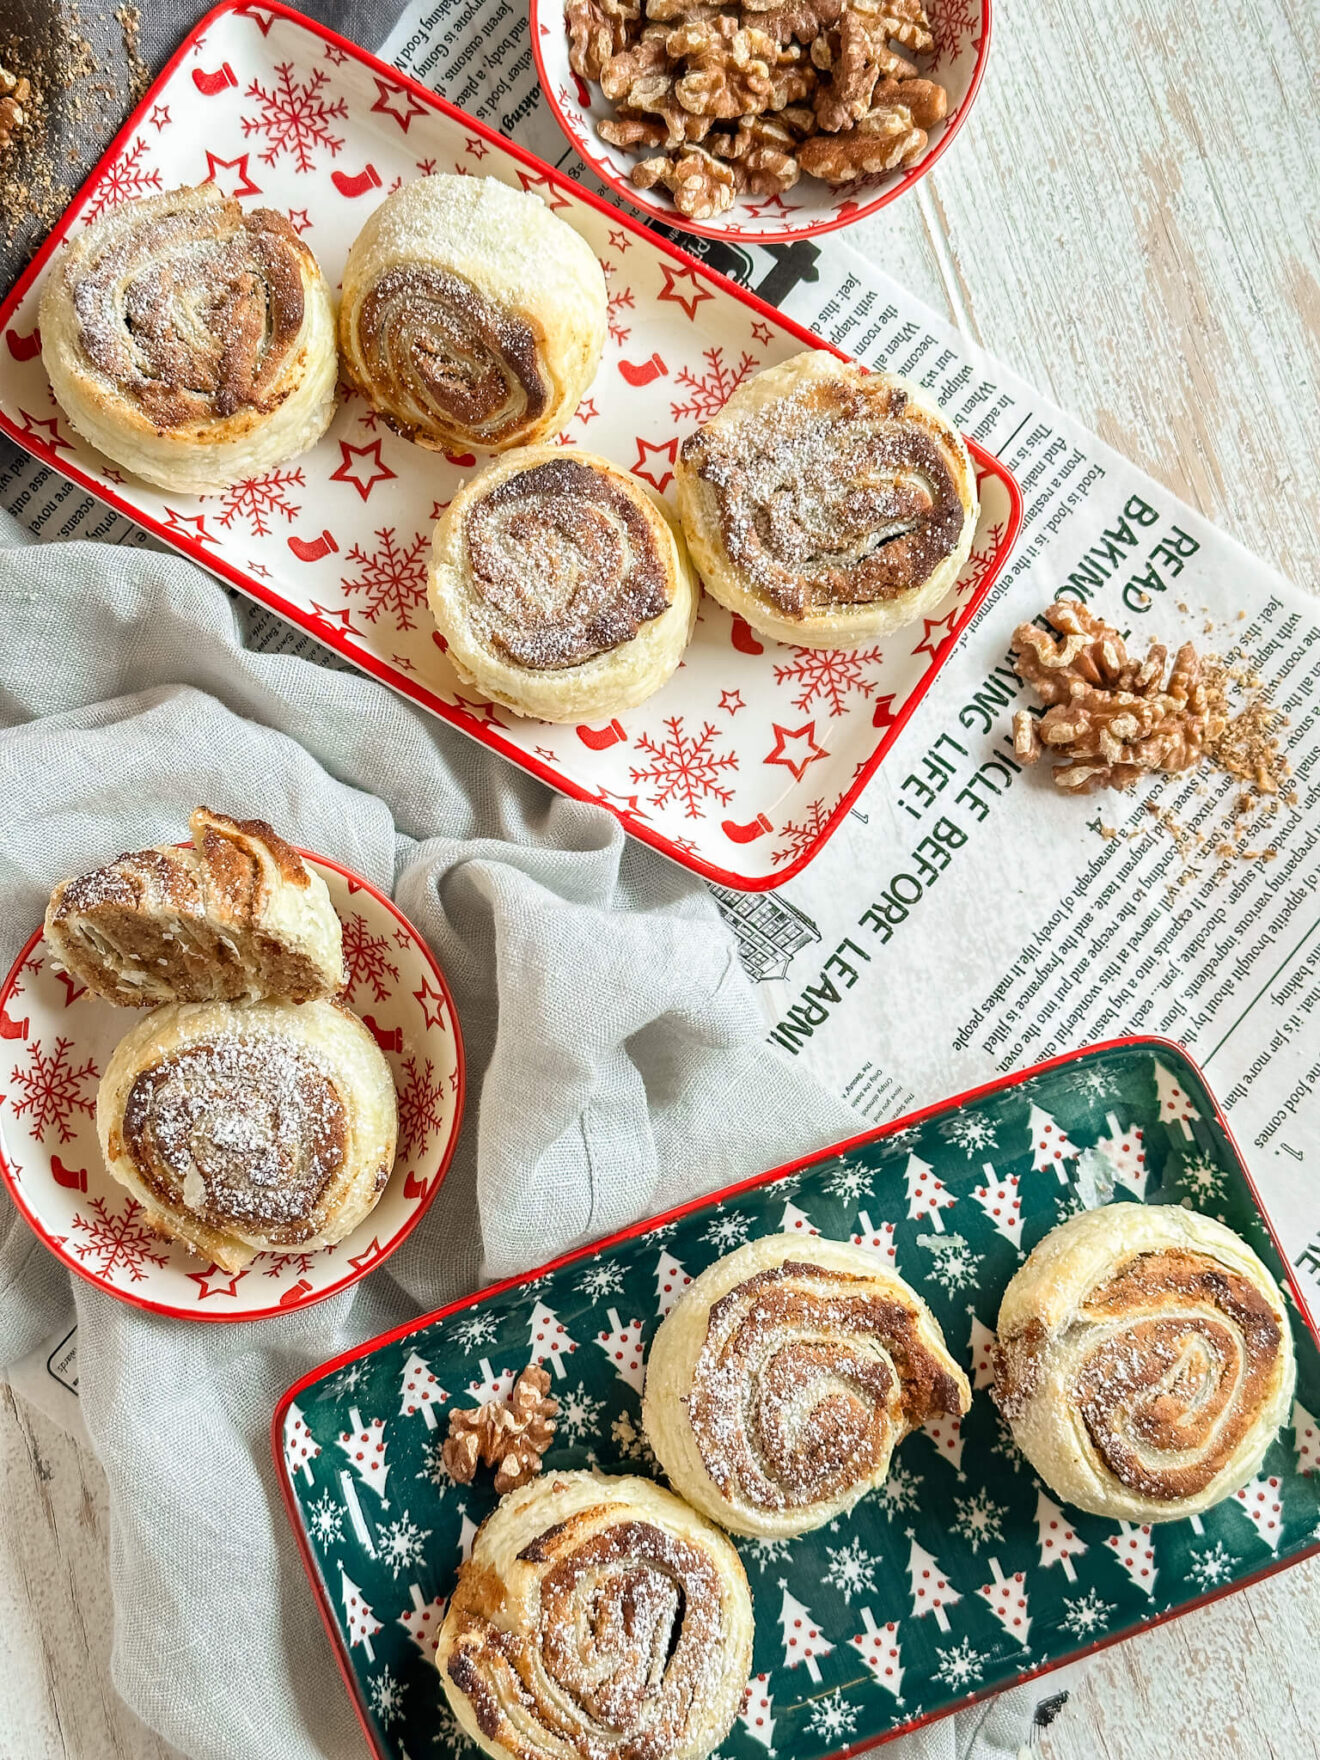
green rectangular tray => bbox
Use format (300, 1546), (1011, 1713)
(275, 1037), (1320, 1759)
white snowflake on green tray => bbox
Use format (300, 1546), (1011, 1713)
(821, 1158), (871, 1203)
(417, 1436), (453, 1489)
(367, 1663), (406, 1726)
(933, 1636), (984, 1690)
(308, 1491), (343, 1547)
(452, 1311), (499, 1351)
(610, 1411), (656, 1465)
(939, 1112), (997, 1157)
(916, 1231), (981, 1292)
(558, 1382), (606, 1444)
(990, 1413), (1028, 1472)
(1179, 1153), (1228, 1203)
(1060, 1588), (1114, 1637)
(702, 1209), (752, 1251)
(1186, 1540), (1235, 1589)
(743, 1534), (794, 1567)
(326, 1361), (365, 1401)
(430, 1699), (471, 1756)
(877, 1460), (922, 1516)
(580, 1261), (626, 1301)
(804, 1689), (859, 1740)
(824, 1535), (879, 1604)
(379, 1511), (432, 1579)
(951, 1489), (1006, 1552)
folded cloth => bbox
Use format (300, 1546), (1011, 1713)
(0, 509), (1063, 1757)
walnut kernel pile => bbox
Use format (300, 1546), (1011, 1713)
(442, 1366), (558, 1494)
(1012, 601), (1288, 801)
(566, 0), (948, 221)
(0, 61), (30, 154)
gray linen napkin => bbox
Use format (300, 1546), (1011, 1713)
(0, 513), (1068, 1758)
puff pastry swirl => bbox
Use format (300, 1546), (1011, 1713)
(436, 1471), (753, 1760)
(428, 446), (698, 721)
(339, 175), (607, 454)
(39, 182), (338, 493)
(676, 351), (978, 648)
(993, 1205), (1296, 1522)
(45, 807), (345, 1007)
(643, 1234), (971, 1538)
(96, 998), (398, 1272)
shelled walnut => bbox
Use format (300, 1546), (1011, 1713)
(0, 63), (31, 154)
(442, 1366), (559, 1495)
(565, 0), (948, 217)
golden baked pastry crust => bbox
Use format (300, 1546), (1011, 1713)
(676, 350), (978, 648)
(993, 1205), (1296, 1521)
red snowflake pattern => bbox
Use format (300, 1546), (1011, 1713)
(928, 0), (979, 70)
(773, 645), (886, 716)
(82, 137), (163, 222)
(397, 1054), (448, 1161)
(960, 519), (1006, 593)
(70, 1196), (170, 1283)
(342, 913), (401, 1003)
(215, 468), (304, 537)
(607, 284), (635, 345)
(259, 1249), (318, 1279)
(630, 718), (739, 819)
(7, 1037), (98, 1143)
(341, 527), (429, 631)
(670, 348), (758, 424)
(772, 797), (834, 866)
(243, 63), (347, 172)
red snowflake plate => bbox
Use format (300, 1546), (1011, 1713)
(532, 0), (991, 243)
(0, 852), (464, 1321)
(0, 0), (1021, 893)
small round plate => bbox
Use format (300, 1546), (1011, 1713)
(531, 0), (991, 243)
(0, 852), (464, 1321)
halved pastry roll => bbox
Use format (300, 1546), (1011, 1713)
(436, 1471), (753, 1760)
(643, 1233), (970, 1538)
(339, 174), (607, 454)
(676, 351), (978, 648)
(96, 998), (398, 1271)
(39, 182), (338, 492)
(428, 446), (698, 721)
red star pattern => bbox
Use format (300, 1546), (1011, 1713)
(718, 689), (745, 716)
(149, 104), (171, 131)
(16, 410), (71, 453)
(464, 136), (489, 159)
(911, 607), (961, 665)
(322, 43), (348, 63)
(516, 170), (570, 211)
(371, 77), (429, 132)
(656, 264), (713, 322)
(286, 207), (313, 233)
(348, 1237), (384, 1272)
(575, 399), (600, 425)
(308, 601), (365, 638)
(413, 975), (448, 1031)
(534, 745), (558, 761)
(161, 507), (216, 543)
(609, 229), (632, 252)
(751, 320), (774, 344)
(450, 693), (507, 728)
(248, 560), (272, 578)
(187, 1263), (249, 1300)
(632, 435), (679, 494)
(101, 466), (126, 484)
(764, 720), (830, 782)
(329, 439), (397, 501)
(204, 151), (262, 198)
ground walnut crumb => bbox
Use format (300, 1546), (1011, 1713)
(0, 62), (30, 153)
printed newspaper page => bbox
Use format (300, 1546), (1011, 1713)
(1, 0), (1314, 1320)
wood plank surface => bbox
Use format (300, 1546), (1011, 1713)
(2, 0), (1319, 1752)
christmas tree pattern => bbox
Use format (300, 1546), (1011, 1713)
(905, 1153), (956, 1233)
(1293, 1401), (1320, 1476)
(1232, 1476), (1284, 1551)
(1027, 1104), (1081, 1183)
(967, 1313), (997, 1390)
(1105, 1523), (1156, 1597)
(923, 1411), (965, 1475)
(456, 1510), (478, 1565)
(971, 1164), (1022, 1250)
(738, 1673), (775, 1751)
(976, 1558), (1030, 1646)
(399, 1351), (447, 1430)
(1035, 1491), (1087, 1583)
(654, 1248), (692, 1318)
(528, 1300), (577, 1380)
(341, 1566), (382, 1662)
(1154, 1061), (1200, 1139)
(781, 1197), (819, 1236)
(595, 1308), (646, 1392)
(467, 1360), (518, 1405)
(1095, 1113), (1147, 1198)
(907, 1534), (960, 1633)
(777, 1580), (833, 1684)
(284, 1402), (321, 1485)
(851, 1210), (897, 1265)
(336, 1407), (390, 1507)
(850, 1608), (904, 1700)
(398, 1583), (446, 1655)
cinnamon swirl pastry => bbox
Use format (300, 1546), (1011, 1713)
(39, 182), (337, 493)
(993, 1205), (1296, 1522)
(643, 1234), (971, 1539)
(436, 1471), (753, 1760)
(45, 807), (345, 1007)
(339, 175), (607, 454)
(675, 352), (978, 648)
(428, 446), (698, 721)
(96, 998), (398, 1271)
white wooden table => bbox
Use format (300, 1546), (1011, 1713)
(3, 0), (1320, 1752)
